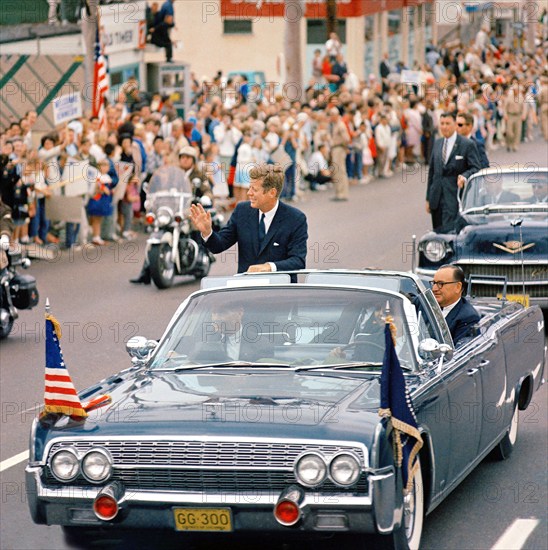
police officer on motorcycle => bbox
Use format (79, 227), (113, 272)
(178, 145), (213, 201)
(0, 198), (14, 270)
(130, 147), (215, 285)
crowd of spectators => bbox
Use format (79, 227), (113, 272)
(0, 24), (547, 248)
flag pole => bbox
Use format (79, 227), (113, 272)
(45, 297), (50, 315)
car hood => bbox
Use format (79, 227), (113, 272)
(456, 216), (548, 259)
(35, 370), (386, 457)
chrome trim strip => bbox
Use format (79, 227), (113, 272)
(472, 281), (546, 287)
(456, 260), (548, 266)
(34, 484), (373, 508)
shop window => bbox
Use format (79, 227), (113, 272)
(388, 10), (401, 36)
(408, 6), (415, 31)
(365, 15), (374, 42)
(307, 19), (346, 44)
(223, 19), (253, 34)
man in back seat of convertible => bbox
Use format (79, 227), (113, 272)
(430, 265), (480, 345)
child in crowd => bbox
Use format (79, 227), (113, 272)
(119, 173), (140, 239)
(87, 159), (115, 245)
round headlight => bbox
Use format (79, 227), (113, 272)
(181, 218), (191, 233)
(329, 453), (361, 487)
(156, 207), (173, 227)
(423, 240), (447, 262)
(294, 453), (327, 487)
(49, 449), (79, 482)
(81, 449), (112, 483)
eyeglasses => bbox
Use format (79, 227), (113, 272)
(430, 280), (459, 289)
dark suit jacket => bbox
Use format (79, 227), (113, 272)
(427, 134), (481, 231)
(481, 190), (520, 205)
(445, 297), (480, 345)
(192, 331), (275, 363)
(470, 136), (489, 169)
(204, 201), (308, 275)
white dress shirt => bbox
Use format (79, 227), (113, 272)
(442, 131), (457, 163)
(441, 298), (459, 319)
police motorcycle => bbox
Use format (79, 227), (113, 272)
(0, 239), (39, 339)
(143, 166), (223, 289)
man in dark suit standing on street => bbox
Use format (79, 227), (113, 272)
(190, 164), (308, 278)
(456, 111), (489, 169)
(426, 112), (481, 232)
(431, 265), (480, 345)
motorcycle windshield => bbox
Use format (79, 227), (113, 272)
(148, 166), (192, 195)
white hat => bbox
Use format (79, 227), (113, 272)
(179, 146), (197, 159)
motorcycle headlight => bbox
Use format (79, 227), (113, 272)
(200, 196), (212, 207)
(422, 239), (448, 262)
(329, 453), (360, 487)
(49, 448), (80, 482)
(81, 449), (112, 483)
(181, 218), (191, 233)
(156, 207), (173, 227)
(294, 453), (327, 488)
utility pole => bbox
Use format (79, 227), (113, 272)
(284, 0), (303, 101)
(326, 0), (337, 37)
(523, 0), (537, 52)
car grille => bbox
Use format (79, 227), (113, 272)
(465, 283), (548, 299)
(44, 439), (368, 494)
(456, 263), (548, 284)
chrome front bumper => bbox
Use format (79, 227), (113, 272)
(26, 465), (398, 534)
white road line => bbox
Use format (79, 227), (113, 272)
(0, 450), (29, 473)
(492, 519), (540, 550)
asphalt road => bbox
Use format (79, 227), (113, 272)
(1, 137), (547, 550)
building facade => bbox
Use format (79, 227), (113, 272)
(145, 0), (435, 85)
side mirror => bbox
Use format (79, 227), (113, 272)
(418, 338), (454, 365)
(126, 336), (158, 361)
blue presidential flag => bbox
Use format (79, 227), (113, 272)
(379, 322), (423, 494)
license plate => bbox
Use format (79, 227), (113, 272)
(173, 508), (232, 532)
(497, 293), (530, 307)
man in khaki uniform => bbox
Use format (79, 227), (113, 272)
(328, 107), (350, 201)
(540, 74), (548, 142)
(503, 80), (526, 152)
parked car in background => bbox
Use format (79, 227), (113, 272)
(26, 271), (545, 549)
(416, 167), (548, 309)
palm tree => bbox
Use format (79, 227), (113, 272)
(326, 0), (337, 37)
(284, 0), (303, 101)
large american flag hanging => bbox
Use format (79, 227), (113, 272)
(43, 314), (87, 418)
(92, 22), (109, 128)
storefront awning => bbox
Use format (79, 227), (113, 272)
(221, 0), (434, 19)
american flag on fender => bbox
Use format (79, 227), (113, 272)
(43, 314), (87, 418)
(92, 23), (109, 128)
(378, 321), (422, 494)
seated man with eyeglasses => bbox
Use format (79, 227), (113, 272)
(430, 265), (480, 345)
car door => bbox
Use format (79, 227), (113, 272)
(439, 348), (483, 484)
(475, 327), (509, 455)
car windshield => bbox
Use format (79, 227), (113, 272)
(149, 287), (415, 371)
(462, 171), (548, 211)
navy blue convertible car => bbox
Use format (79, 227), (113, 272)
(416, 167), (548, 309)
(26, 270), (545, 549)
